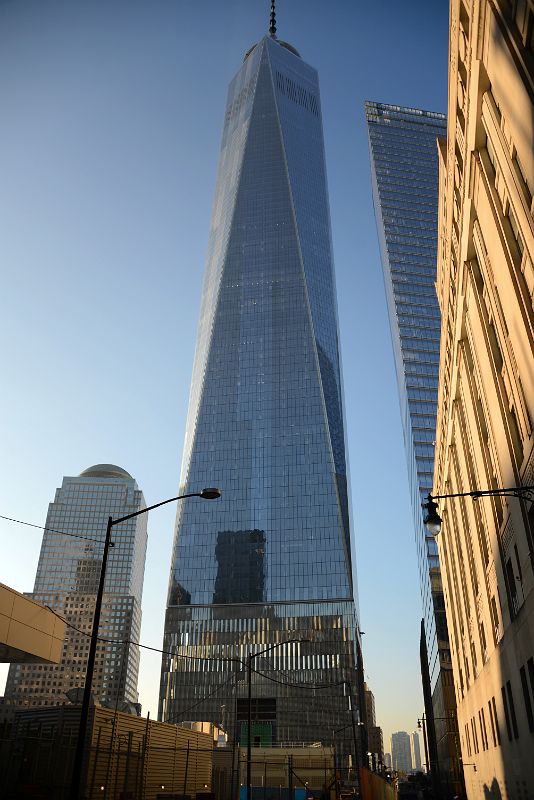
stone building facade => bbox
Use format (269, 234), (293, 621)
(434, 1), (534, 796)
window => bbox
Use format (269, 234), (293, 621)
(471, 716), (479, 754)
(488, 699), (497, 747)
(502, 685), (513, 741)
(520, 665), (534, 733)
(508, 406), (524, 468)
(507, 203), (525, 261)
(492, 696), (501, 745)
(490, 595), (500, 644)
(465, 723), (472, 756)
(513, 151), (532, 206)
(486, 137), (498, 175)
(514, 543), (523, 585)
(506, 557), (519, 617)
(479, 622), (488, 662)
(480, 708), (489, 750)
(507, 681), (519, 739)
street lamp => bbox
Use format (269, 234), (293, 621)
(422, 485), (534, 536)
(418, 711), (465, 799)
(69, 487), (221, 800)
(417, 715), (430, 774)
(417, 713), (456, 774)
(246, 639), (308, 800)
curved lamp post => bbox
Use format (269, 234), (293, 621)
(422, 485), (534, 536)
(332, 699), (364, 779)
(70, 488), (221, 800)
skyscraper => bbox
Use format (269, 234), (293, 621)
(391, 731), (412, 774)
(5, 464), (147, 711)
(159, 18), (361, 752)
(411, 730), (422, 772)
(365, 102), (461, 796)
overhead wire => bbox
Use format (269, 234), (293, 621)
(164, 674), (237, 724)
(45, 607), (238, 664)
(250, 665), (344, 691)
(45, 607), (240, 724)
(46, 607), (349, 692)
(0, 514), (102, 544)
(4, 516), (358, 730)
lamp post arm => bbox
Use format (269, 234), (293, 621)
(429, 486), (534, 502)
(112, 492), (207, 525)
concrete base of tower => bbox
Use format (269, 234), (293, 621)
(159, 598), (363, 771)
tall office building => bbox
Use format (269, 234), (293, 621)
(5, 464), (147, 710)
(366, 102), (462, 797)
(434, 0), (534, 795)
(159, 16), (362, 754)
(411, 730), (422, 772)
(391, 731), (412, 774)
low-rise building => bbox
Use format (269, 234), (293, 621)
(0, 583), (65, 665)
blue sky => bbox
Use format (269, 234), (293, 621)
(0, 0), (449, 749)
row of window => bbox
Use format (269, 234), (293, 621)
(464, 656), (534, 760)
(275, 70), (318, 117)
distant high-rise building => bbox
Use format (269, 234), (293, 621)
(411, 730), (422, 771)
(364, 682), (376, 727)
(434, 0), (534, 795)
(159, 14), (362, 756)
(383, 752), (392, 770)
(363, 683), (382, 767)
(391, 731), (412, 774)
(366, 101), (461, 797)
(5, 464), (147, 710)
(368, 726), (384, 768)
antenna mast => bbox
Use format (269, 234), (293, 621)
(269, 0), (277, 38)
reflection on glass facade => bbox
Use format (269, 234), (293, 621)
(366, 102), (460, 794)
(159, 35), (361, 749)
(213, 530), (266, 604)
(5, 464), (147, 710)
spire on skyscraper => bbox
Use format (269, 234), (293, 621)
(269, 0), (277, 38)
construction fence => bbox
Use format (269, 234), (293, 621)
(0, 708), (395, 800)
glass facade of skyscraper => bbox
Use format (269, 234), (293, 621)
(366, 102), (460, 794)
(5, 464), (147, 710)
(159, 35), (362, 753)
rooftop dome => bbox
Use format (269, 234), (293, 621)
(79, 464), (133, 480)
(244, 38), (301, 62)
(277, 40), (301, 57)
